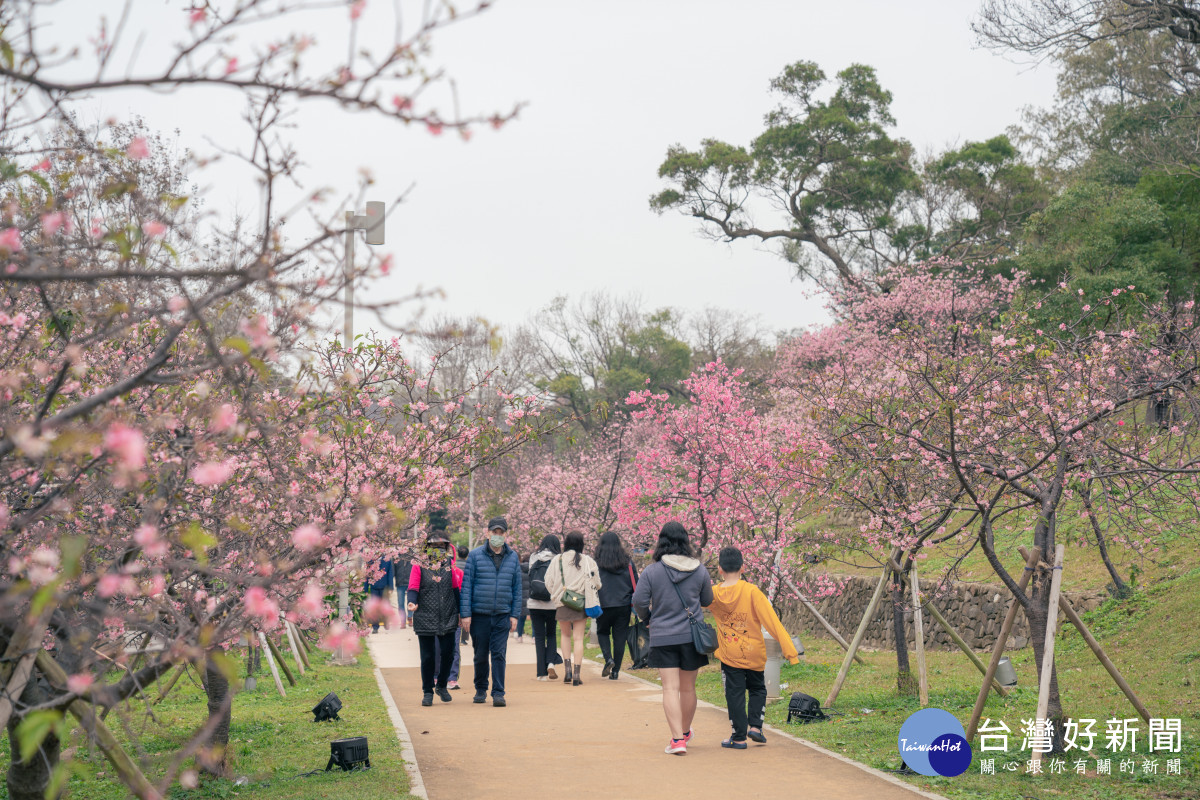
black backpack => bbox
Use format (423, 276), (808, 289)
(786, 692), (828, 724)
(529, 558), (552, 601)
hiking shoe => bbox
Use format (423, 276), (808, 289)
(437, 688), (452, 703)
(601, 659), (614, 677)
(421, 692), (433, 707)
(473, 691), (486, 704)
(547, 666), (557, 680)
(493, 697), (507, 708)
(721, 738), (748, 750)
(664, 738), (687, 755)
(747, 728), (767, 744)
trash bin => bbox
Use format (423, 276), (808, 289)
(764, 630), (804, 700)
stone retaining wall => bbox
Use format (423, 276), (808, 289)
(776, 573), (1108, 652)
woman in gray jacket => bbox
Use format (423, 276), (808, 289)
(632, 521), (713, 756)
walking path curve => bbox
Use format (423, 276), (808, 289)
(369, 626), (948, 800)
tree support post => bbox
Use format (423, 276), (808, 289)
(34, 650), (159, 800)
(263, 633), (296, 686)
(825, 563), (890, 707)
(1032, 544), (1066, 769)
(909, 565), (928, 707)
(258, 633), (286, 697)
(924, 600), (1009, 698)
(968, 546), (1041, 740)
(781, 572), (864, 665)
(283, 623), (306, 676)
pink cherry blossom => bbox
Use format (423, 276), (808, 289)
(41, 212), (68, 236)
(224, 57), (239, 75)
(125, 137), (150, 160)
(191, 460), (234, 486)
(290, 523), (325, 551)
(141, 220), (167, 239)
(426, 121), (443, 136)
(168, 295), (187, 313)
(210, 403), (238, 433)
(392, 95), (413, 112)
(188, 8), (207, 25)
(350, 1), (366, 20)
(244, 586), (281, 627)
(67, 673), (95, 695)
(0, 228), (22, 254)
(104, 422), (147, 469)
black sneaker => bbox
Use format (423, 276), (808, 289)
(493, 697), (507, 707)
(437, 687), (453, 703)
(747, 728), (767, 744)
(473, 691), (486, 704)
(421, 692), (433, 707)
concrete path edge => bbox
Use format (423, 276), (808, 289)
(373, 666), (429, 800)
(594, 659), (950, 800)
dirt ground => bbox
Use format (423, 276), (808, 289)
(379, 653), (940, 800)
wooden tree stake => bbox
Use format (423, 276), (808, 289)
(264, 632), (296, 686)
(1059, 591), (1151, 722)
(1032, 543), (1065, 768)
(781, 572), (864, 665)
(258, 632), (286, 697)
(924, 600), (1009, 697)
(824, 563), (890, 707)
(284, 623), (306, 676)
(967, 546), (1042, 740)
(909, 564), (928, 707)
(288, 621), (312, 669)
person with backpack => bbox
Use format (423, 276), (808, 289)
(545, 530), (602, 686)
(406, 530), (462, 706)
(594, 531), (638, 681)
(632, 521), (714, 755)
(459, 517), (523, 707)
(527, 535), (563, 679)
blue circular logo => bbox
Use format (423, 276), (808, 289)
(898, 709), (972, 777)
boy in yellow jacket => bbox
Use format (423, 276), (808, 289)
(708, 547), (800, 749)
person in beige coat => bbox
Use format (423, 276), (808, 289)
(545, 530), (602, 686)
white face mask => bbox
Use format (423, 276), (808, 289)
(489, 533), (505, 549)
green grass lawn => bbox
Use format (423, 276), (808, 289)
(0, 646), (415, 800)
(612, 567), (1200, 800)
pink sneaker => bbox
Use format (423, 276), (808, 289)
(664, 738), (687, 755)
(683, 729), (694, 744)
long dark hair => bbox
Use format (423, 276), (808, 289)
(652, 521), (693, 562)
(563, 530), (585, 568)
(538, 534), (561, 555)
(594, 531), (630, 572)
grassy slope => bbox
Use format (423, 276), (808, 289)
(0, 647), (415, 800)
(615, 567), (1200, 800)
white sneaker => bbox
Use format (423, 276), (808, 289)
(536, 676), (549, 681)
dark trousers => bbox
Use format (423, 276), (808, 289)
(470, 614), (511, 697)
(432, 627), (461, 684)
(722, 663), (766, 741)
(596, 605), (631, 670)
(418, 631), (456, 693)
(517, 609), (528, 636)
(529, 608), (562, 677)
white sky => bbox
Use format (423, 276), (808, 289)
(46, 0), (1058, 339)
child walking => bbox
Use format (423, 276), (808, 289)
(708, 546), (799, 749)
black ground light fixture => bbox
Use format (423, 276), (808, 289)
(325, 737), (370, 771)
(311, 692), (342, 722)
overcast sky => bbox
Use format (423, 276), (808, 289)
(53, 0), (1058, 339)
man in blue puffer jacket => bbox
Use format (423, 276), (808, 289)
(459, 517), (523, 707)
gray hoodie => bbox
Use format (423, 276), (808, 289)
(631, 555), (714, 648)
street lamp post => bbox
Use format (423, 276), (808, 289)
(331, 201), (386, 667)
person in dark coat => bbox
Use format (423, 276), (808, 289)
(363, 556), (394, 634)
(527, 535), (564, 679)
(407, 530), (462, 706)
(516, 554), (531, 643)
(459, 517), (523, 707)
(594, 531), (638, 680)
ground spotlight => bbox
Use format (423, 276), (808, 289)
(325, 736), (370, 771)
(312, 691), (342, 722)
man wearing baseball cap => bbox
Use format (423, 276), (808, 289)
(459, 516), (522, 706)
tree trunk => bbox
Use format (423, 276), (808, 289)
(891, 578), (917, 696)
(6, 678), (61, 800)
(200, 648), (232, 777)
(1026, 571), (1067, 753)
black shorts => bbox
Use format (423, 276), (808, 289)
(648, 643), (709, 671)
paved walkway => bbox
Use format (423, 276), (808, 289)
(369, 624), (946, 800)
